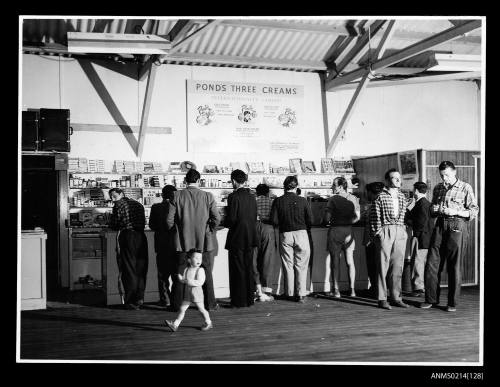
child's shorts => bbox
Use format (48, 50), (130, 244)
(184, 285), (204, 303)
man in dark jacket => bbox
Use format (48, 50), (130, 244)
(271, 175), (313, 303)
(405, 182), (435, 296)
(225, 169), (258, 308)
(148, 185), (177, 307)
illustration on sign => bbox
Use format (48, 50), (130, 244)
(196, 105), (215, 126)
(238, 105), (257, 123)
(278, 108), (297, 127)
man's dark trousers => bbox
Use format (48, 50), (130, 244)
(156, 249), (177, 305)
(118, 229), (148, 305)
(424, 218), (468, 307)
(171, 250), (217, 311)
(228, 248), (255, 307)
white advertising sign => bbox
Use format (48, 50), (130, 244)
(186, 80), (304, 153)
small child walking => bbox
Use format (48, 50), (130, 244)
(165, 249), (213, 331)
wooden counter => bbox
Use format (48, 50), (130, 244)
(21, 231), (47, 310)
(101, 226), (384, 305)
(102, 229), (230, 305)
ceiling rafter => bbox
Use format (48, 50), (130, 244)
(326, 20), (386, 82)
(325, 19), (481, 90)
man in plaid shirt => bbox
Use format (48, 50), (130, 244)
(108, 188), (148, 310)
(369, 168), (410, 310)
(421, 161), (479, 312)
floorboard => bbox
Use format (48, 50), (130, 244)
(20, 287), (480, 362)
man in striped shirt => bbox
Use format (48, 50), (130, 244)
(108, 188), (148, 310)
(369, 168), (410, 310)
(420, 161), (479, 312)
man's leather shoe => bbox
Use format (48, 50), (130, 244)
(392, 300), (410, 308)
(378, 300), (392, 310)
(420, 302), (438, 309)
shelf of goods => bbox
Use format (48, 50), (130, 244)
(67, 171), (356, 227)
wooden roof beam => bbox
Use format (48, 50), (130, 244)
(168, 20), (222, 54)
(325, 19), (481, 90)
(136, 62), (158, 158)
(167, 19), (195, 45)
(326, 20), (386, 81)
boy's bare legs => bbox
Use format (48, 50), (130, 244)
(173, 301), (190, 327)
(195, 302), (213, 330)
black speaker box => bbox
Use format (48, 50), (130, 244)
(22, 110), (39, 151)
(39, 108), (71, 152)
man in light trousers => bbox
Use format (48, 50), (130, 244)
(369, 168), (410, 310)
(271, 175), (313, 303)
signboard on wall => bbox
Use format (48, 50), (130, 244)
(397, 150), (419, 190)
(186, 80), (304, 153)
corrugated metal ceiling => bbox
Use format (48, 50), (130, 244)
(21, 18), (482, 73)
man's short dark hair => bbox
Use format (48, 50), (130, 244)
(185, 169), (201, 183)
(231, 169), (247, 184)
(413, 182), (428, 194)
(438, 161), (456, 171)
(256, 183), (270, 196)
(384, 168), (399, 181)
(366, 182), (384, 195)
(162, 185), (177, 201)
(187, 248), (202, 257)
(333, 176), (348, 190)
(108, 188), (124, 196)
(283, 175), (298, 191)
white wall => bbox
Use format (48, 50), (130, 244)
(22, 54), (325, 168)
(22, 54), (481, 163)
(326, 80), (481, 158)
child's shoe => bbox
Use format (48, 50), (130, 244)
(201, 321), (213, 331)
(258, 293), (274, 302)
(165, 320), (178, 332)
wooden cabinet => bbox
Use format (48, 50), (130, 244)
(21, 231), (47, 310)
(68, 229), (104, 291)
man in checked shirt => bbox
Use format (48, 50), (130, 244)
(108, 188), (148, 310)
(370, 168), (410, 310)
(420, 161), (479, 312)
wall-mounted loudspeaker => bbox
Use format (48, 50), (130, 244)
(22, 110), (40, 151)
(39, 108), (72, 152)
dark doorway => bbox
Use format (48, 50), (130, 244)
(22, 169), (60, 297)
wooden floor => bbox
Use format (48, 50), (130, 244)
(20, 287), (480, 362)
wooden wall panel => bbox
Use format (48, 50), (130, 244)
(353, 153), (398, 202)
(426, 151), (479, 166)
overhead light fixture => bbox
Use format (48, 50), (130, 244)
(427, 54), (481, 72)
(67, 32), (171, 55)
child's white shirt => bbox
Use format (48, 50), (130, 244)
(182, 266), (206, 287)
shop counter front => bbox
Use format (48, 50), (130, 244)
(21, 230), (47, 310)
(101, 226), (379, 305)
(101, 229), (230, 305)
